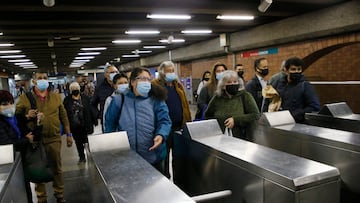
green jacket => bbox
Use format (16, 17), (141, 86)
(205, 89), (260, 138)
(15, 90), (70, 144)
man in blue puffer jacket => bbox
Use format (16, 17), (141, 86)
(104, 67), (171, 175)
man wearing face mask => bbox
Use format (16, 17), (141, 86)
(63, 82), (95, 163)
(15, 72), (72, 203)
(91, 65), (119, 132)
(275, 57), (320, 123)
(205, 70), (260, 139)
(235, 64), (245, 83)
(152, 61), (192, 179)
(245, 57), (270, 113)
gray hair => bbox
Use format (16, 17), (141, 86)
(104, 65), (117, 73)
(215, 70), (244, 96)
(158, 61), (175, 74)
(69, 82), (80, 93)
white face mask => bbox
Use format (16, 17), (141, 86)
(0, 105), (15, 117)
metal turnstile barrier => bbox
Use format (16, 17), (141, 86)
(173, 119), (340, 203)
(305, 102), (360, 133)
(249, 110), (360, 203)
(0, 145), (28, 203)
(87, 132), (195, 203)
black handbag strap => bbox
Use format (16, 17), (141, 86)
(25, 92), (37, 109)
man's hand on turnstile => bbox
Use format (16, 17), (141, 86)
(149, 135), (163, 151)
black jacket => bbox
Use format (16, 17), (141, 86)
(91, 79), (114, 123)
(245, 75), (268, 112)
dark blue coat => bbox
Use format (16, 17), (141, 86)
(276, 75), (320, 123)
(245, 75), (268, 112)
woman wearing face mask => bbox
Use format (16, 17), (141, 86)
(0, 90), (36, 202)
(63, 82), (95, 163)
(205, 70), (260, 139)
(103, 73), (129, 128)
(274, 57), (320, 123)
(196, 71), (211, 97)
(196, 63), (227, 120)
(104, 67), (171, 175)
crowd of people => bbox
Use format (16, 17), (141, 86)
(0, 56), (320, 203)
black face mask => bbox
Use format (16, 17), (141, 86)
(80, 85), (85, 92)
(289, 72), (302, 82)
(72, 90), (80, 96)
(225, 84), (240, 95)
(237, 70), (244, 78)
(257, 68), (269, 76)
(203, 78), (210, 82)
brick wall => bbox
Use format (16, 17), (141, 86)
(181, 32), (360, 112)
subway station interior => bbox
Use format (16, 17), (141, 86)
(0, 0), (360, 203)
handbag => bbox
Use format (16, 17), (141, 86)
(23, 142), (54, 183)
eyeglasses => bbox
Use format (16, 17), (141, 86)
(135, 76), (152, 82)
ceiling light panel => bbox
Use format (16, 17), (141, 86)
(125, 30), (160, 35)
(81, 47), (107, 51)
(181, 30), (212, 34)
(0, 43), (15, 47)
(0, 55), (26, 58)
(159, 39), (185, 43)
(78, 52), (101, 55)
(112, 40), (141, 44)
(147, 14), (191, 20)
(75, 56), (95, 60)
(131, 50), (152, 54)
(143, 46), (166, 49)
(0, 50), (22, 54)
(121, 54), (140, 58)
(8, 59), (30, 62)
(216, 15), (254, 20)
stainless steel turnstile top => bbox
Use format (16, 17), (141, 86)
(92, 150), (194, 203)
(276, 124), (360, 151)
(194, 135), (339, 191)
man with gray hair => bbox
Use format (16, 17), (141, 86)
(91, 65), (119, 132)
(268, 60), (287, 89)
(152, 61), (191, 180)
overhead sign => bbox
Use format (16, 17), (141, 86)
(241, 48), (278, 58)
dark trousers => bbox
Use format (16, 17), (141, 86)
(164, 128), (179, 179)
(152, 159), (166, 176)
(72, 132), (88, 160)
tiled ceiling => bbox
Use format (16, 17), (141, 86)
(0, 0), (348, 74)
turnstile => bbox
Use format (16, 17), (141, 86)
(248, 111), (360, 202)
(305, 102), (360, 133)
(0, 145), (28, 203)
(87, 132), (194, 203)
(173, 120), (340, 203)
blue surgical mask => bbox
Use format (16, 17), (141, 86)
(117, 84), (128, 94)
(1, 105), (15, 117)
(36, 79), (49, 91)
(165, 73), (177, 82)
(109, 73), (117, 82)
(136, 81), (151, 97)
(216, 72), (224, 81)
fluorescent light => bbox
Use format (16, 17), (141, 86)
(78, 52), (100, 55)
(258, 0), (272, 13)
(0, 55), (26, 58)
(0, 43), (14, 47)
(15, 62), (34, 65)
(8, 59), (30, 63)
(75, 56), (95, 60)
(0, 32), (3, 36)
(22, 66), (38, 69)
(121, 54), (140, 58)
(81, 47), (107, 51)
(159, 39), (185, 43)
(112, 40), (141, 44)
(216, 15), (254, 20)
(143, 46), (166, 49)
(181, 30), (212, 34)
(0, 50), (21, 54)
(147, 14), (191, 20)
(131, 50), (152, 54)
(73, 59), (90, 62)
(125, 30), (160, 35)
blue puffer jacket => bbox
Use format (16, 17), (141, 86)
(104, 89), (172, 164)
